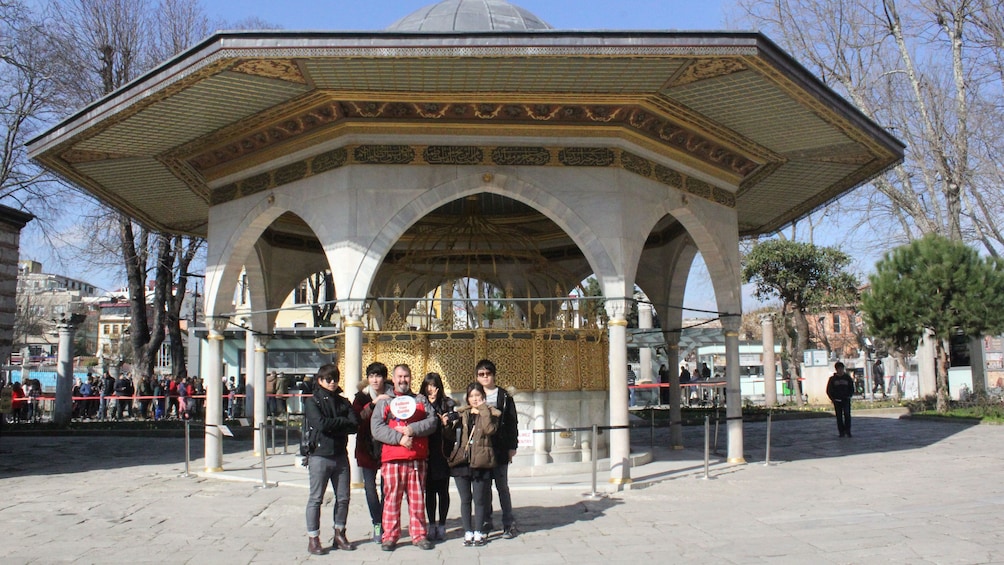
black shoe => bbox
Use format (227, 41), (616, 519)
(381, 541), (395, 552)
(482, 521), (494, 533)
(415, 538), (434, 550)
(332, 528), (354, 551)
(846, 432), (853, 438)
(839, 433), (845, 437)
(307, 536), (326, 555)
(502, 525), (520, 539)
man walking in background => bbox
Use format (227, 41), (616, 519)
(826, 362), (855, 438)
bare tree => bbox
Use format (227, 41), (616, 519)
(41, 0), (214, 378)
(737, 0), (1004, 255)
(0, 1), (69, 231)
(308, 270), (337, 327)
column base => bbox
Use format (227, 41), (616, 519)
(350, 482), (364, 489)
(608, 477), (633, 485)
(727, 457), (746, 464)
(672, 445), (684, 450)
(204, 466), (225, 473)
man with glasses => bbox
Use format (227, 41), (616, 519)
(475, 359), (520, 539)
(303, 364), (358, 555)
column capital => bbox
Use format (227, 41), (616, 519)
(721, 314), (741, 334)
(604, 298), (630, 321)
(338, 299), (367, 320)
(210, 316), (230, 333)
(254, 335), (271, 349)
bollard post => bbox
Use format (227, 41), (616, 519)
(587, 425), (600, 498)
(764, 412), (773, 466)
(179, 419), (194, 478)
(256, 424), (273, 489)
(713, 410), (721, 454)
(283, 418), (290, 455)
(649, 408), (655, 452)
(269, 416), (277, 456)
(700, 415), (712, 480)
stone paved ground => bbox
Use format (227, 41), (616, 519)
(1, 413), (1003, 564)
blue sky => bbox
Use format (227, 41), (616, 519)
(203, 0), (734, 32)
(24, 0), (769, 316)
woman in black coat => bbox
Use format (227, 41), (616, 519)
(423, 372), (456, 541)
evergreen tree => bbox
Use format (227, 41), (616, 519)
(742, 240), (859, 405)
(862, 234), (1004, 412)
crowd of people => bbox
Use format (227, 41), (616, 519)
(302, 359), (520, 555)
(65, 373), (206, 421)
(0, 372), (208, 423)
(2, 369), (311, 424)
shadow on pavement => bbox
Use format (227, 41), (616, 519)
(0, 434), (253, 478)
(631, 413), (979, 465)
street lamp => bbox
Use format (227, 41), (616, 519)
(182, 272), (204, 327)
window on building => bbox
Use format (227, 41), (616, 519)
(324, 272), (334, 302)
(293, 322), (307, 328)
(833, 314), (841, 333)
(294, 282), (308, 304)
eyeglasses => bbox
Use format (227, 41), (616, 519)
(476, 371), (493, 377)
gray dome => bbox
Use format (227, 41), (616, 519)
(387, 0), (553, 32)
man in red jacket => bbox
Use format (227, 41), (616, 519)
(370, 364), (437, 551)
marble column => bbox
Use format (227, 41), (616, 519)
(533, 390), (549, 465)
(204, 316), (227, 472)
(666, 339), (683, 449)
(243, 323), (255, 419)
(340, 300), (365, 487)
(605, 299), (631, 487)
(638, 304), (654, 384)
(723, 315), (745, 464)
(53, 316), (82, 427)
(253, 336), (269, 456)
(762, 315), (777, 406)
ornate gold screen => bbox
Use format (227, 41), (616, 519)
(316, 328), (608, 395)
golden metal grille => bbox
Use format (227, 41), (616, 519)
(316, 328), (608, 394)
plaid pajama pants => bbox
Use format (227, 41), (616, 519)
(381, 459), (428, 544)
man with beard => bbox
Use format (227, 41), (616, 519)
(371, 364), (437, 551)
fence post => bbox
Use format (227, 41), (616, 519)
(179, 419), (194, 478)
(699, 415), (715, 480)
(256, 424), (273, 489)
(585, 424), (601, 499)
(764, 412), (773, 466)
(649, 408), (655, 452)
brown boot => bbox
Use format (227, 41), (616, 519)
(307, 536), (326, 555)
(332, 528), (355, 551)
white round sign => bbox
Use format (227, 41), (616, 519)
(389, 395), (417, 420)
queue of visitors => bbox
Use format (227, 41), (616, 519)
(0, 372), (211, 423)
(301, 358), (520, 554)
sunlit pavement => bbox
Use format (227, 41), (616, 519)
(2, 412), (1002, 564)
